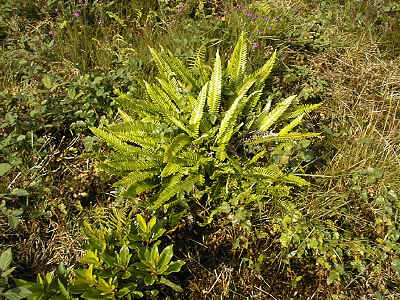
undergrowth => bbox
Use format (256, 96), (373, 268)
(0, 0), (399, 299)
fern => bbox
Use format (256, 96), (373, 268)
(246, 132), (320, 145)
(91, 31), (321, 224)
(255, 95), (297, 131)
(189, 82), (208, 136)
(227, 32), (247, 86)
(207, 50), (222, 116)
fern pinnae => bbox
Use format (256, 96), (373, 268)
(157, 77), (185, 111)
(189, 82), (208, 136)
(207, 49), (222, 116)
(113, 170), (158, 187)
(118, 108), (135, 123)
(282, 102), (323, 120)
(227, 32), (247, 84)
(107, 159), (161, 172)
(161, 163), (181, 177)
(279, 113), (305, 136)
(165, 49), (199, 90)
(282, 174), (310, 187)
(216, 93), (244, 144)
(216, 79), (254, 145)
(245, 132), (321, 145)
(252, 50), (277, 84)
(90, 127), (139, 154)
(145, 81), (180, 115)
(164, 134), (192, 163)
(257, 95), (297, 131)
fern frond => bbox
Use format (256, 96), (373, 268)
(245, 132), (321, 145)
(282, 174), (310, 187)
(207, 49), (222, 116)
(90, 127), (145, 155)
(114, 131), (164, 149)
(164, 134), (192, 163)
(164, 49), (199, 90)
(145, 81), (180, 115)
(216, 79), (255, 145)
(227, 32), (247, 85)
(107, 159), (161, 172)
(115, 93), (160, 117)
(107, 120), (158, 136)
(152, 173), (203, 210)
(190, 82), (208, 136)
(249, 165), (283, 180)
(161, 163), (182, 177)
(245, 150), (267, 167)
(278, 113), (304, 136)
(189, 44), (206, 71)
(113, 170), (158, 187)
(252, 50), (276, 85)
(157, 77), (185, 111)
(282, 103), (323, 120)
(189, 44), (209, 85)
(148, 46), (179, 89)
(118, 108), (135, 123)
(256, 95), (296, 131)
(215, 144), (227, 161)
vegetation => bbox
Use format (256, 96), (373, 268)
(0, 0), (399, 298)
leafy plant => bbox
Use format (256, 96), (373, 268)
(69, 213), (184, 298)
(15, 213), (184, 299)
(91, 32), (321, 224)
(0, 248), (31, 300)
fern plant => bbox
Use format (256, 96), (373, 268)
(91, 31), (321, 222)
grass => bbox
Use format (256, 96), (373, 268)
(0, 0), (399, 298)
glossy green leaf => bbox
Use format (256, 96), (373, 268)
(159, 277), (183, 292)
(163, 260), (185, 275)
(136, 214), (147, 233)
(157, 245), (174, 270)
(0, 248), (12, 272)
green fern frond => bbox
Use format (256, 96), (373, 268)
(282, 174), (310, 187)
(113, 170), (158, 187)
(252, 50), (276, 85)
(152, 173), (203, 210)
(245, 132), (321, 145)
(148, 46), (179, 88)
(282, 102), (323, 120)
(215, 144), (227, 161)
(115, 93), (160, 117)
(157, 77), (185, 111)
(227, 32), (247, 85)
(278, 113), (304, 136)
(114, 131), (163, 149)
(161, 163), (182, 177)
(207, 49), (222, 116)
(164, 49), (199, 90)
(249, 165), (283, 180)
(245, 150), (267, 167)
(106, 159), (161, 172)
(190, 82), (208, 136)
(107, 120), (158, 136)
(256, 95), (296, 131)
(216, 79), (255, 145)
(189, 44), (209, 85)
(164, 134), (192, 163)
(90, 127), (146, 155)
(145, 81), (180, 115)
(118, 108), (135, 123)
(175, 150), (201, 165)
